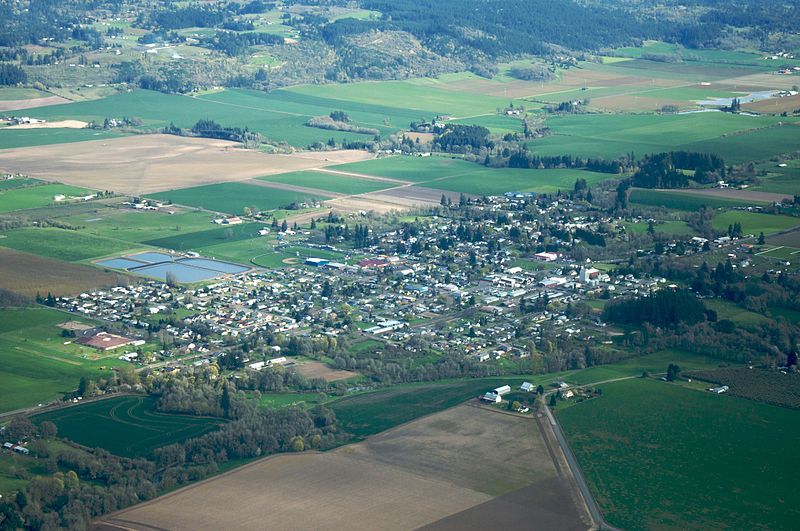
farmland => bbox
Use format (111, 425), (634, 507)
(95, 405), (588, 531)
(688, 366), (800, 409)
(0, 308), (121, 413)
(0, 134), (372, 195)
(0, 128), (125, 149)
(711, 210), (800, 235)
(558, 378), (800, 530)
(629, 189), (760, 210)
(257, 170), (395, 195)
(0, 247), (131, 297)
(148, 182), (332, 215)
(32, 396), (223, 458)
(0, 183), (94, 212)
(144, 222), (267, 252)
(0, 227), (139, 262)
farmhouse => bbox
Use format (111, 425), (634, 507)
(520, 381), (535, 392)
(481, 391), (502, 403)
(76, 332), (135, 351)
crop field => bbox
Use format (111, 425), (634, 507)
(711, 211), (800, 235)
(629, 189), (759, 210)
(148, 182), (332, 215)
(0, 128), (123, 148)
(751, 159), (800, 195)
(293, 361), (358, 383)
(0, 308), (123, 413)
(558, 378), (800, 529)
(622, 220), (694, 236)
(144, 222), (266, 251)
(331, 156), (477, 182)
(703, 299), (770, 327)
(0, 183), (94, 212)
(525, 113), (799, 161)
(96, 405), (587, 531)
(258, 170), (395, 195)
(33, 396), (223, 458)
(0, 177), (43, 190)
(419, 167), (611, 195)
(0, 227), (139, 262)
(0, 134), (372, 195)
(767, 227), (800, 248)
(688, 366), (800, 410)
(65, 208), (215, 244)
(0, 247), (131, 297)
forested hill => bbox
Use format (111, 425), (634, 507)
(355, 0), (658, 57)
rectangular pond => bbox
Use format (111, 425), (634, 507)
(130, 262), (221, 283)
(127, 251), (175, 263)
(177, 258), (249, 274)
(96, 257), (147, 269)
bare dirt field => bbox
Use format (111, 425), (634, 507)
(0, 95), (70, 111)
(93, 405), (589, 531)
(0, 247), (133, 296)
(0, 135), (373, 196)
(745, 93), (800, 114)
(293, 361), (357, 382)
(766, 228), (800, 248)
(5, 119), (88, 129)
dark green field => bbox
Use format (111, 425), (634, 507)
(148, 182), (331, 215)
(144, 222), (266, 251)
(629, 189), (762, 210)
(0, 227), (138, 262)
(33, 395), (223, 458)
(258, 171), (394, 195)
(0, 128), (126, 149)
(558, 378), (800, 529)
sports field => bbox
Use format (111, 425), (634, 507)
(148, 182), (332, 215)
(33, 395), (223, 458)
(558, 378), (800, 530)
(0, 308), (122, 413)
(96, 405), (588, 531)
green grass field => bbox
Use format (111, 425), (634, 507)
(0, 128), (126, 149)
(144, 222), (267, 251)
(0, 184), (95, 212)
(68, 209), (214, 243)
(703, 298), (770, 327)
(629, 189), (761, 210)
(258, 171), (394, 195)
(0, 177), (43, 190)
(558, 378), (800, 529)
(331, 156), (477, 182)
(148, 182), (332, 215)
(751, 160), (800, 195)
(0, 227), (138, 262)
(712, 210), (800, 235)
(32, 395), (223, 458)
(420, 167), (611, 195)
(622, 220), (695, 236)
(526, 113), (798, 162)
(564, 350), (724, 386)
(0, 87), (50, 100)
(0, 308), (125, 413)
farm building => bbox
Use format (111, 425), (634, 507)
(535, 252), (558, 262)
(494, 385), (512, 396)
(482, 392), (502, 403)
(520, 382), (535, 392)
(76, 332), (135, 351)
(709, 385), (729, 394)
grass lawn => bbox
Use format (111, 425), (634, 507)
(622, 220), (694, 236)
(558, 378), (800, 529)
(32, 395), (223, 458)
(0, 184), (95, 212)
(258, 171), (394, 195)
(0, 308), (124, 413)
(0, 227), (139, 262)
(712, 210), (800, 235)
(148, 182), (331, 215)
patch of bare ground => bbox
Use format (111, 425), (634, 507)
(0, 95), (70, 111)
(0, 247), (134, 296)
(93, 405), (589, 531)
(4, 119), (88, 129)
(293, 361), (357, 382)
(718, 73), (800, 91)
(745, 93), (800, 114)
(311, 167), (411, 185)
(0, 134), (373, 196)
(245, 179), (347, 198)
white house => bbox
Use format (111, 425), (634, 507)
(482, 392), (502, 403)
(520, 381), (535, 392)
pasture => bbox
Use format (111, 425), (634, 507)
(0, 128), (124, 149)
(257, 170), (394, 195)
(0, 177), (43, 190)
(711, 210), (800, 235)
(0, 134), (372, 195)
(0, 227), (138, 262)
(751, 159), (800, 195)
(0, 247), (131, 297)
(147, 182), (332, 215)
(331, 155), (476, 182)
(0, 308), (121, 413)
(629, 189), (759, 210)
(95, 405), (587, 531)
(33, 395), (223, 458)
(0, 183), (94, 213)
(557, 378), (800, 530)
(144, 222), (266, 251)
(526, 113), (799, 162)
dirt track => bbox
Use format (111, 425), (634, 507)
(0, 134), (373, 196)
